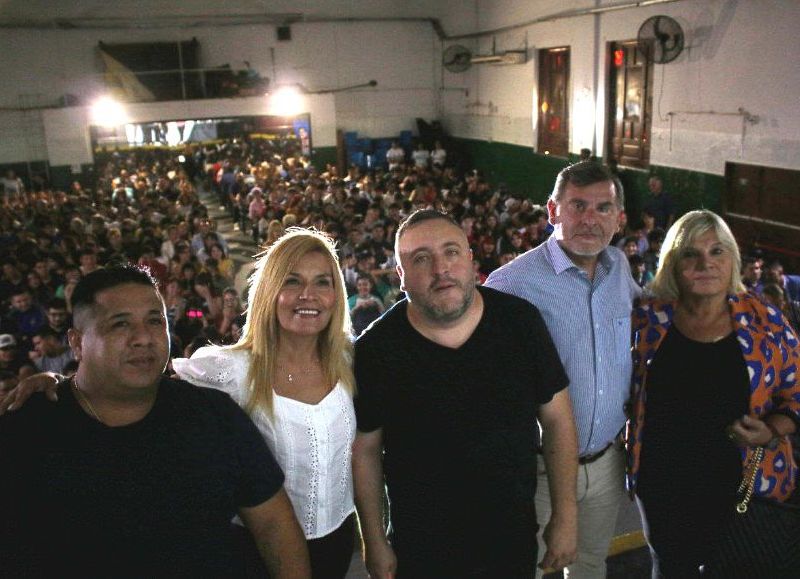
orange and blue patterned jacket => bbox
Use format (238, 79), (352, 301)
(627, 292), (800, 502)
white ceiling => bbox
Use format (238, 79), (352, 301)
(0, 0), (472, 27)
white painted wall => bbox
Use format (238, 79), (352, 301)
(439, 0), (800, 175)
(0, 3), (448, 166)
(3, 0), (799, 177)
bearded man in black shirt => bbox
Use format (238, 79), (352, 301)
(353, 210), (578, 578)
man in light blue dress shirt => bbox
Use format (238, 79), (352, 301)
(487, 161), (641, 578)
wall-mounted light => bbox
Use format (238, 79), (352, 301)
(90, 96), (128, 127)
(267, 85), (305, 116)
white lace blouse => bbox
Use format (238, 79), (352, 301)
(172, 346), (356, 539)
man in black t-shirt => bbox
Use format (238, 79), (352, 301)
(0, 266), (310, 578)
(353, 210), (578, 578)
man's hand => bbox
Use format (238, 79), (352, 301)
(239, 489), (311, 579)
(364, 538), (396, 579)
(353, 429), (395, 579)
(539, 509), (578, 571)
(537, 389), (579, 572)
(0, 372), (60, 415)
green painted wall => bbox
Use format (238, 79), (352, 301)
(450, 139), (569, 204)
(618, 164), (725, 226)
(451, 138), (725, 226)
(0, 161), (49, 190)
(49, 164), (95, 189)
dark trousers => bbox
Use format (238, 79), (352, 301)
(308, 513), (356, 579)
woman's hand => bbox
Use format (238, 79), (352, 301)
(0, 372), (61, 414)
(728, 415), (772, 447)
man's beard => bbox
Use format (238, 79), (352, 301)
(412, 278), (476, 323)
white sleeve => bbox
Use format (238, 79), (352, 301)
(172, 345), (250, 403)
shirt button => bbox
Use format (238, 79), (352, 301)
(599, 390), (603, 395)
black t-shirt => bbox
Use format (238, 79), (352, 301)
(354, 285), (568, 576)
(637, 326), (749, 554)
(0, 377), (284, 578)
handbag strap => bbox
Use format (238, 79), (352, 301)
(735, 446), (764, 514)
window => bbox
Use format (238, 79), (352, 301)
(606, 40), (653, 169)
(537, 47), (570, 157)
(99, 39), (201, 102)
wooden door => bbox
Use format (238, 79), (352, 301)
(537, 48), (570, 157)
(607, 40), (653, 169)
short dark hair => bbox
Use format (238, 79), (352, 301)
(71, 266), (160, 328)
(531, 208), (548, 221)
(194, 271), (213, 287)
(47, 297), (68, 311)
(647, 228), (666, 245)
(768, 260), (784, 271)
(356, 273), (375, 286)
(395, 210), (462, 263)
(10, 287), (31, 298)
(762, 283), (785, 304)
(396, 209), (458, 244)
(34, 326), (60, 340)
(628, 254), (645, 267)
(550, 161), (624, 208)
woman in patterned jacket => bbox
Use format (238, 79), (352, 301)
(627, 210), (799, 577)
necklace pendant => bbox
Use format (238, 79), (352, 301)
(287, 373), (294, 383)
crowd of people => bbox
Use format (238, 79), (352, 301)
(1, 136), (799, 579)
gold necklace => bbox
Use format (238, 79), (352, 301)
(72, 378), (103, 423)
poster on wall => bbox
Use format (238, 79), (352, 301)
(292, 117), (312, 156)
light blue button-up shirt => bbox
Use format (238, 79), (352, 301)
(486, 235), (641, 456)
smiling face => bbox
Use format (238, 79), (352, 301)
(675, 229), (733, 301)
(356, 277), (372, 297)
(70, 283), (169, 394)
(548, 180), (621, 267)
(275, 251), (336, 339)
(397, 218), (475, 323)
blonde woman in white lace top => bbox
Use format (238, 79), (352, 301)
(173, 228), (357, 578)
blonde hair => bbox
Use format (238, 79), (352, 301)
(265, 219), (284, 246)
(232, 227), (354, 416)
(649, 210), (745, 301)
